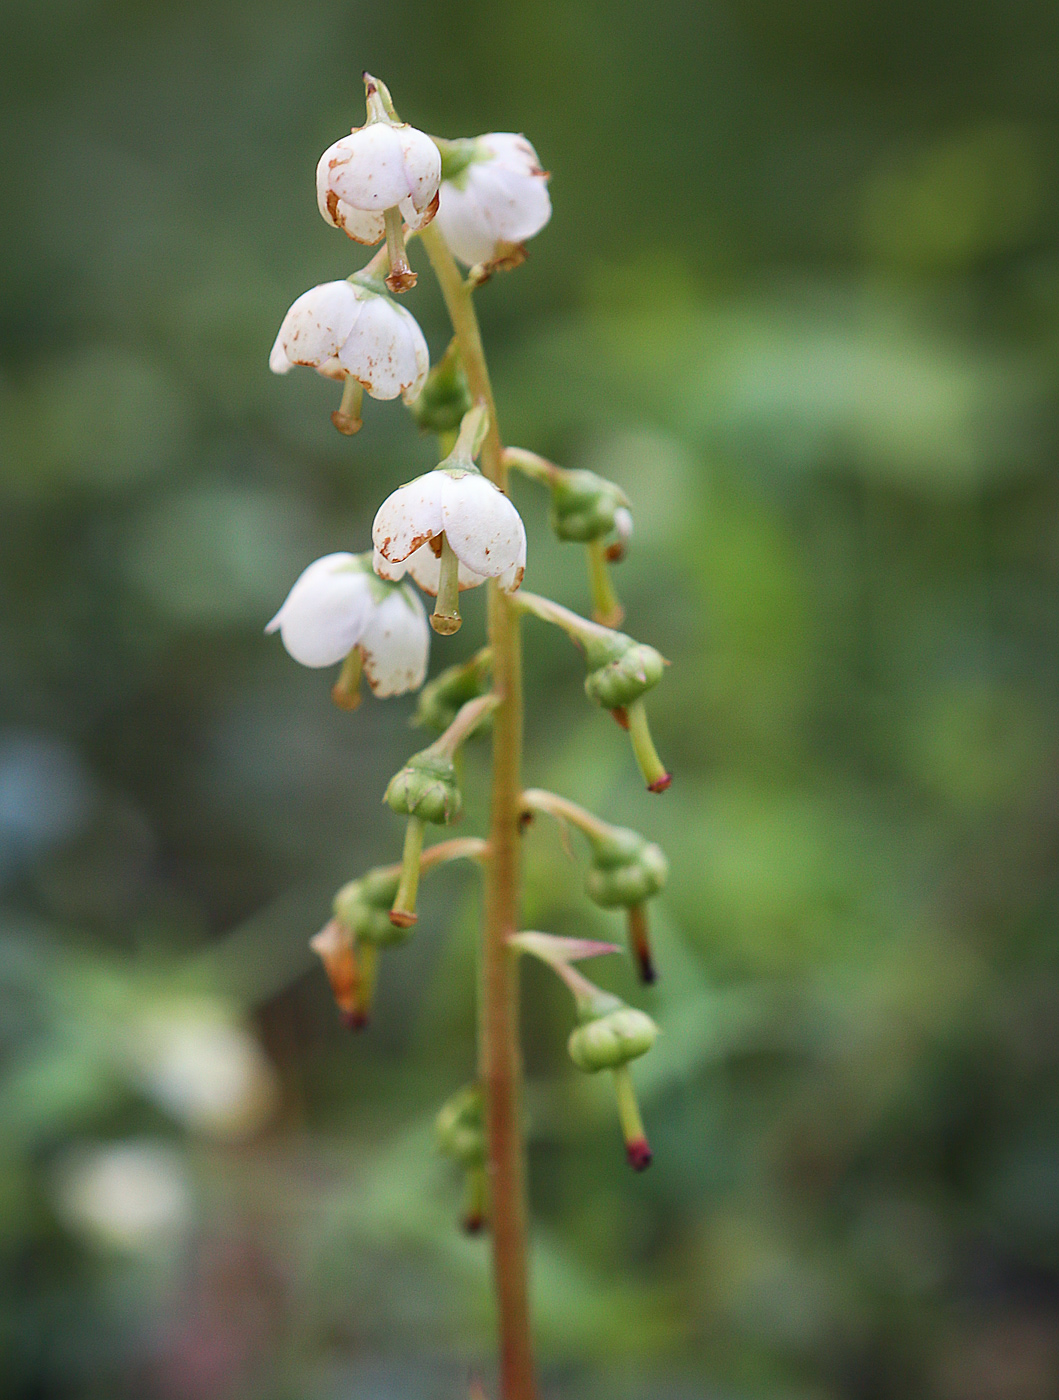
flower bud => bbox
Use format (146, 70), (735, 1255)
(567, 1005), (659, 1073)
(310, 919), (370, 1029)
(413, 650), (492, 733)
(410, 341), (473, 435)
(582, 635), (666, 710)
(333, 867), (409, 947)
(584, 830), (668, 909)
(435, 1084), (486, 1168)
(549, 469), (631, 545)
(384, 750), (462, 825)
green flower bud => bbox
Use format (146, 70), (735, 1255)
(413, 650), (492, 734)
(435, 1084), (486, 1167)
(549, 469), (630, 544)
(568, 1005), (659, 1073)
(584, 831), (668, 908)
(409, 341), (473, 435)
(384, 750), (462, 825)
(583, 636), (666, 709)
(334, 868), (410, 946)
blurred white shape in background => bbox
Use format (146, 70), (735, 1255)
(128, 998), (278, 1142)
(52, 1140), (193, 1253)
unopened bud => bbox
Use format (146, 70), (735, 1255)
(567, 1004), (658, 1073)
(413, 649), (492, 733)
(583, 634), (666, 710)
(410, 340), (473, 434)
(435, 1084), (486, 1167)
(333, 867), (409, 946)
(549, 469), (631, 545)
(310, 919), (370, 1029)
(584, 828), (668, 909)
(384, 750), (462, 825)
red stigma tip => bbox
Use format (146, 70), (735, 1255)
(389, 909), (417, 928)
(647, 773), (672, 793)
(610, 707), (630, 730)
(636, 952), (658, 985)
(339, 1009), (370, 1032)
(626, 1138), (653, 1172)
(462, 1212), (486, 1235)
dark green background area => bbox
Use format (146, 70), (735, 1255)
(3, 1), (1059, 1396)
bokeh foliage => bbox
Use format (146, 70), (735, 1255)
(2, 0), (1059, 1396)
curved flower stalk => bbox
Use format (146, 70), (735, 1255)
(434, 132), (551, 271)
(266, 552), (429, 707)
(505, 446), (632, 625)
(521, 789), (668, 983)
(269, 278), (429, 432)
(317, 74), (441, 292)
(373, 405), (527, 634)
(509, 933), (658, 1170)
(513, 591), (671, 791)
(314, 837), (487, 1027)
(384, 693), (498, 927)
(414, 647), (493, 733)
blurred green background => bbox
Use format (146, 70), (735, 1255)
(3, 1), (1059, 1396)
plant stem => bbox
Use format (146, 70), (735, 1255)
(420, 221), (536, 1400)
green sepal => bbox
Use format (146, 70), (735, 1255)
(549, 469), (629, 544)
(384, 750), (462, 825)
(434, 136), (482, 186)
(435, 1083), (486, 1166)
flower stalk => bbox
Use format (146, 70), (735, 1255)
(420, 219), (536, 1400)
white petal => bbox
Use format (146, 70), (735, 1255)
(399, 541), (488, 595)
(372, 472), (445, 563)
(440, 471), (527, 578)
(338, 295), (429, 402)
(316, 141), (386, 241)
(434, 183), (497, 266)
(359, 585), (430, 696)
(270, 282), (363, 372)
(265, 553), (374, 668)
(325, 125), (416, 211)
(372, 545), (408, 582)
(496, 530), (527, 592)
(435, 133), (550, 265)
(269, 328), (292, 374)
(397, 127), (443, 212)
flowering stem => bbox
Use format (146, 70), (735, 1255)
(512, 589), (616, 648)
(626, 698), (672, 793)
(432, 536), (462, 634)
(429, 692), (499, 758)
(586, 539), (624, 628)
(502, 445), (559, 484)
(612, 1063), (652, 1171)
(420, 220), (536, 1400)
(390, 816), (424, 928)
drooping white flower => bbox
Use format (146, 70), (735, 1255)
(317, 76), (441, 249)
(372, 468), (527, 596)
(434, 133), (551, 267)
(268, 280), (428, 403)
(266, 552), (429, 697)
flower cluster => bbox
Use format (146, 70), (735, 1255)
(267, 73), (673, 1246)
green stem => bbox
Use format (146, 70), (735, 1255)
(520, 787), (615, 844)
(420, 220), (536, 1400)
(626, 698), (671, 793)
(391, 816), (425, 928)
(586, 539), (624, 628)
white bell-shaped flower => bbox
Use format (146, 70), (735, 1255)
(266, 552), (429, 699)
(268, 280), (428, 404)
(434, 133), (551, 267)
(318, 124), (442, 243)
(317, 76), (441, 295)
